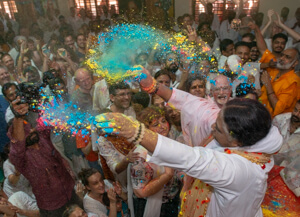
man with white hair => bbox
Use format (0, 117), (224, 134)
(211, 75), (232, 109)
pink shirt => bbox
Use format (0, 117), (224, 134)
(168, 89), (220, 146)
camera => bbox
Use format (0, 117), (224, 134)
(17, 82), (43, 112)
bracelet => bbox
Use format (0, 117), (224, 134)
(267, 92), (274, 96)
(132, 123), (142, 144)
(141, 78), (159, 94)
(127, 122), (141, 143)
(135, 123), (145, 145)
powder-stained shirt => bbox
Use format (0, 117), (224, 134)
(8, 121), (75, 210)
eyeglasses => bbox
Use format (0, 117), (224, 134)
(213, 86), (231, 92)
(115, 92), (133, 98)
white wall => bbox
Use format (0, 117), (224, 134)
(175, 0), (193, 18)
(259, 0), (299, 24)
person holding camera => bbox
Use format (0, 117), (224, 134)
(7, 97), (83, 217)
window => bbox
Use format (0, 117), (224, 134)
(0, 0), (18, 19)
(195, 0), (259, 21)
(74, 0), (119, 19)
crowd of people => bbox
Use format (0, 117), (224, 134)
(0, 1), (300, 217)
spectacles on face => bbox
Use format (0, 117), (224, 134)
(213, 86), (231, 93)
(115, 92), (132, 98)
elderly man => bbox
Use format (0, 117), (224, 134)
(211, 75), (232, 109)
(259, 48), (299, 117)
(71, 67), (94, 111)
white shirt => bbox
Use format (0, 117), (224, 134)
(219, 20), (239, 43)
(3, 160), (33, 198)
(83, 180), (113, 217)
(8, 191), (38, 217)
(95, 136), (128, 190)
(232, 62), (261, 97)
(272, 112), (300, 153)
(211, 14), (220, 36)
(93, 79), (110, 111)
(148, 125), (282, 217)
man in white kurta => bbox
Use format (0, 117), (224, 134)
(147, 88), (283, 217)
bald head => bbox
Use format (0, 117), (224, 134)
(211, 75), (232, 108)
(74, 68), (93, 93)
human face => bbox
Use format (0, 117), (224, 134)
(77, 35), (86, 49)
(165, 106), (181, 125)
(156, 74), (171, 87)
(86, 172), (105, 194)
(211, 111), (235, 147)
(23, 56), (31, 69)
(136, 54), (148, 67)
(4, 85), (17, 102)
(182, 16), (192, 28)
(199, 60), (211, 75)
(152, 95), (165, 109)
(277, 49), (298, 70)
(250, 46), (259, 62)
(0, 68), (10, 86)
(211, 78), (231, 108)
(222, 44), (235, 57)
(27, 71), (40, 83)
(189, 79), (206, 98)
(165, 53), (179, 73)
(76, 70), (93, 92)
(272, 24), (283, 36)
(242, 36), (252, 43)
(69, 207), (88, 217)
(291, 103), (300, 123)
(2, 55), (14, 71)
(235, 46), (250, 65)
(149, 116), (170, 137)
(112, 89), (132, 110)
(64, 36), (75, 49)
(272, 38), (286, 54)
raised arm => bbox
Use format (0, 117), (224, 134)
(274, 12), (300, 42)
(249, 21), (268, 54)
(261, 9), (274, 36)
(8, 98), (29, 172)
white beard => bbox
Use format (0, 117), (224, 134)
(277, 60), (296, 70)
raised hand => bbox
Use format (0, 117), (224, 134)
(274, 11), (284, 28)
(20, 41), (29, 55)
(11, 96), (29, 117)
(95, 113), (139, 139)
(186, 25), (197, 42)
(107, 188), (117, 204)
(267, 9), (275, 22)
(113, 181), (122, 196)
